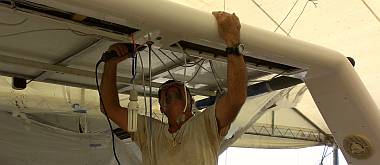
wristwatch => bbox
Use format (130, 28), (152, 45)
(226, 43), (244, 55)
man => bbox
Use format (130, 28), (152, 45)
(100, 11), (247, 165)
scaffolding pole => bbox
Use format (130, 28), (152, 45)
(333, 144), (339, 165)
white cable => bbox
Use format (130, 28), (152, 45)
(64, 86), (71, 104)
(138, 52), (148, 116)
(209, 60), (224, 93)
(147, 40), (154, 165)
(0, 17), (28, 26)
(176, 43), (188, 119)
(224, 0), (226, 12)
(0, 28), (99, 38)
(0, 1), (28, 26)
(137, 51), (159, 122)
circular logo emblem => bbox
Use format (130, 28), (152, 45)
(343, 135), (373, 159)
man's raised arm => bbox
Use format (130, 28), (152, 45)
(213, 12), (248, 135)
(100, 43), (130, 131)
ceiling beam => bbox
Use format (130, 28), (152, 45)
(0, 54), (215, 96)
(199, 70), (269, 91)
(118, 49), (195, 93)
(32, 39), (103, 81)
(148, 50), (194, 79)
(291, 107), (330, 137)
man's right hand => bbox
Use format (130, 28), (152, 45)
(100, 43), (131, 132)
(107, 43), (131, 64)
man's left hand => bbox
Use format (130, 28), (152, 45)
(212, 11), (241, 47)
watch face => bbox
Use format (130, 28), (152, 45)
(238, 44), (245, 53)
(226, 44), (245, 55)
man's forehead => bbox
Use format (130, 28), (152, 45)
(160, 82), (184, 90)
(159, 82), (185, 98)
(160, 83), (183, 94)
(159, 83), (184, 103)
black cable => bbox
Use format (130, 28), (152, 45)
(78, 119), (84, 133)
(250, 0), (290, 36)
(361, 0), (380, 24)
(274, 0), (299, 33)
(158, 49), (177, 64)
(288, 0), (310, 35)
(170, 51), (180, 60)
(324, 150), (333, 158)
(95, 60), (121, 165)
(168, 47), (214, 73)
(187, 60), (205, 83)
(151, 49), (176, 79)
(196, 61), (213, 73)
(183, 59), (203, 68)
(158, 49), (202, 67)
(309, 0), (319, 7)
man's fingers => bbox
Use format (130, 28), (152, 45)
(212, 11), (224, 15)
(212, 11), (219, 18)
(120, 55), (129, 61)
(121, 46), (129, 57)
(115, 47), (124, 57)
(233, 13), (240, 22)
(212, 11), (226, 20)
(213, 11), (239, 25)
(116, 44), (126, 56)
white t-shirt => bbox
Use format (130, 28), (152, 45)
(133, 105), (224, 165)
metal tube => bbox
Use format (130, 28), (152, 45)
(333, 144), (339, 165)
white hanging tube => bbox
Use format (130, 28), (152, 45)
(127, 89), (138, 132)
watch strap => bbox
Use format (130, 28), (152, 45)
(226, 46), (241, 55)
